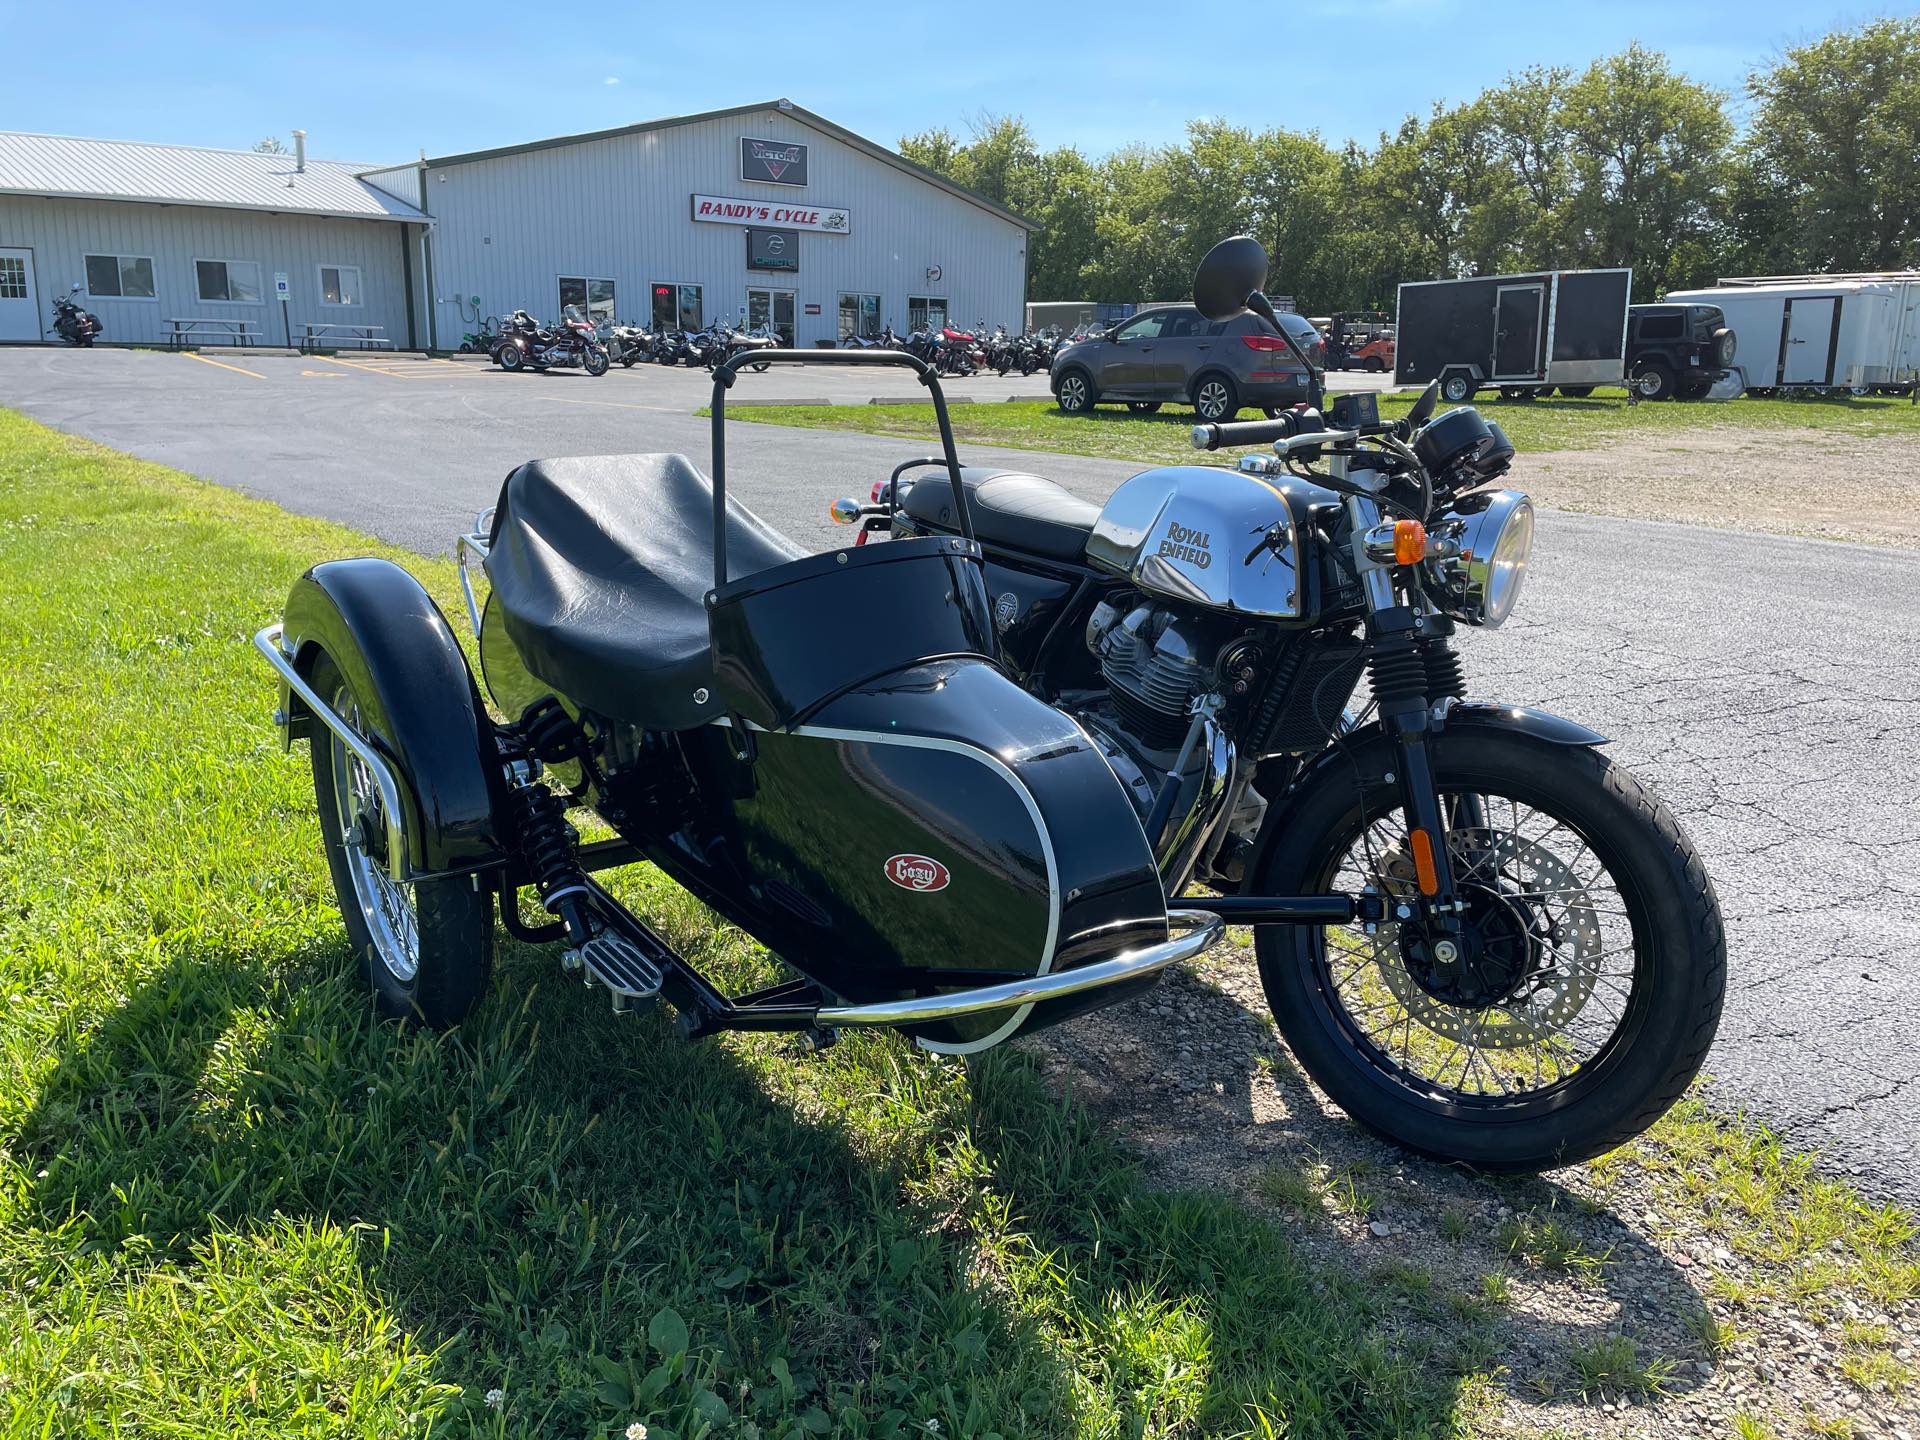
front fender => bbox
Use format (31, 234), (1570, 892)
(1238, 701), (1605, 892)
(1440, 701), (1607, 748)
(282, 557), (504, 873)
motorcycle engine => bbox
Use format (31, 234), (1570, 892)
(1088, 599), (1214, 749)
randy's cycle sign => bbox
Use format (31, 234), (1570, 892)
(690, 194), (850, 234)
(741, 137), (808, 186)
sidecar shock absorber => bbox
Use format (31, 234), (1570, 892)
(507, 772), (593, 946)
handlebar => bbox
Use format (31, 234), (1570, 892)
(1190, 411), (1322, 452)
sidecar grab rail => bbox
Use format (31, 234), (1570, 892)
(253, 623), (411, 883)
(813, 908), (1226, 1028)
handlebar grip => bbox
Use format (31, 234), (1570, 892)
(1189, 417), (1302, 452)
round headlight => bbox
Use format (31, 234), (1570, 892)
(1443, 489), (1534, 627)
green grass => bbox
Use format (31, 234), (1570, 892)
(716, 388), (1920, 466)
(3, 410), (1917, 1437)
(0, 410), (1476, 1437)
(1564, 1333), (1675, 1400)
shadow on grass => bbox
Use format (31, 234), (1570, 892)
(15, 924), (1712, 1436)
(1025, 958), (1720, 1418)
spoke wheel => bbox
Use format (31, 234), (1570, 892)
(1254, 729), (1724, 1170)
(307, 652), (496, 1028)
(1321, 791), (1634, 1100)
(326, 683), (421, 984)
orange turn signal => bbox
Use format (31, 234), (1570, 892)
(1393, 519), (1427, 565)
(1409, 828), (1440, 895)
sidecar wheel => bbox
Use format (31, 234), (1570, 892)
(308, 653), (494, 1028)
(1252, 729), (1724, 1171)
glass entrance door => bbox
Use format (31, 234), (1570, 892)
(747, 288), (795, 345)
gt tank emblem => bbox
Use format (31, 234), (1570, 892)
(994, 591), (1019, 632)
(885, 854), (951, 892)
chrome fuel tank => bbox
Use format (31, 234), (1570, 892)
(1084, 465), (1311, 619)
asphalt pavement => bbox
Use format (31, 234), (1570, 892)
(5, 346), (1916, 1200)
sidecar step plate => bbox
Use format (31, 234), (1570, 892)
(576, 931), (664, 1010)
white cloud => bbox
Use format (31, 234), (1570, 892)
(603, 76), (620, 86)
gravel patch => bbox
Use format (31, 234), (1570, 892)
(1024, 944), (1920, 1439)
(1526, 431), (1920, 550)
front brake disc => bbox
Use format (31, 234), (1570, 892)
(1368, 829), (1604, 1049)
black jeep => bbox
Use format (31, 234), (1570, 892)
(1626, 303), (1736, 401)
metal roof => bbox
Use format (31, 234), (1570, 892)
(407, 100), (1038, 231)
(0, 131), (428, 223)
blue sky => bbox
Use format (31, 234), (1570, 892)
(2, 1), (1900, 165)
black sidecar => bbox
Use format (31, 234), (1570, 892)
(256, 347), (1224, 1049)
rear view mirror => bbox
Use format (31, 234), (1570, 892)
(1193, 236), (1269, 322)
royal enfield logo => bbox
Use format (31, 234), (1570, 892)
(742, 137), (809, 187)
(1156, 519), (1214, 570)
(884, 854), (951, 892)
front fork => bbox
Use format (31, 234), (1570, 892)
(1340, 479), (1473, 978)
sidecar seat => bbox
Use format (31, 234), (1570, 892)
(486, 453), (805, 730)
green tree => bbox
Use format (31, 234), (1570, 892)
(1561, 44), (1732, 296)
(251, 136), (288, 155)
(1743, 18), (1920, 271)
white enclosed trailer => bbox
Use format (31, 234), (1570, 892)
(1712, 272), (1920, 393)
(1662, 278), (1910, 393)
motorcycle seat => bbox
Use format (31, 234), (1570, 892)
(486, 454), (805, 731)
(900, 468), (1100, 563)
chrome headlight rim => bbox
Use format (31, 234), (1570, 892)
(1431, 489), (1534, 627)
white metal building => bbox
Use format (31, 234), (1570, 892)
(0, 101), (1031, 353)
(0, 131), (427, 347)
(363, 99), (1034, 351)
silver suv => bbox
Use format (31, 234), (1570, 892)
(1049, 304), (1323, 420)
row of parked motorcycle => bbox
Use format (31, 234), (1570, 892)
(459, 306), (783, 377)
(455, 304), (1086, 379)
(845, 319), (1083, 377)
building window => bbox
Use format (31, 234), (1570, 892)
(747, 288), (796, 345)
(0, 256), (26, 300)
(194, 258), (263, 304)
(85, 254), (156, 300)
(908, 296), (947, 334)
(559, 276), (616, 326)
(318, 264), (362, 306)
(651, 282), (701, 330)
(838, 293), (881, 341)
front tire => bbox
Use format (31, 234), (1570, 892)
(497, 345), (524, 373)
(307, 653), (494, 1028)
(583, 348), (610, 377)
(1252, 728), (1724, 1171)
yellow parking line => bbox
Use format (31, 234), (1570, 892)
(325, 354), (457, 380)
(183, 351), (265, 380)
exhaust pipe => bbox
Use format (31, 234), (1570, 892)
(292, 128), (307, 173)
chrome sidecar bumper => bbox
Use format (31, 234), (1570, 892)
(253, 621), (412, 883)
(814, 909), (1228, 1028)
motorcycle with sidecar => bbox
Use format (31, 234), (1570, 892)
(255, 237), (1725, 1171)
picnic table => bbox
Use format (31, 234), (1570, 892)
(167, 317), (262, 349)
(300, 322), (392, 352)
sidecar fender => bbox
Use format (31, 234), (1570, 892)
(1240, 702), (1606, 890)
(279, 557), (505, 875)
